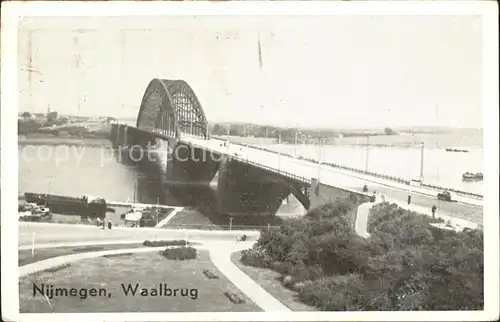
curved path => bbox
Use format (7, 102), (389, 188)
(19, 239), (183, 251)
(19, 239), (290, 312)
(355, 202), (373, 238)
(207, 241), (292, 312)
(353, 197), (479, 239)
(19, 245), (195, 277)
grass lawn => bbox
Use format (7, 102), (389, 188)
(19, 250), (261, 312)
(19, 243), (147, 266)
(230, 251), (317, 311)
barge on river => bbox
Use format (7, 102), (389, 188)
(23, 192), (108, 218)
(462, 172), (483, 181)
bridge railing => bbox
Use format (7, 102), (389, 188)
(211, 136), (483, 200)
(233, 154), (311, 185)
(190, 138), (311, 185)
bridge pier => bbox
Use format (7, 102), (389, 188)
(215, 158), (310, 216)
(309, 178), (374, 227)
(110, 123), (118, 149)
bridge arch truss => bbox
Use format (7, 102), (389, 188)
(136, 79), (209, 140)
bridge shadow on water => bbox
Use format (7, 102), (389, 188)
(165, 186), (286, 230)
(127, 156), (285, 230)
(112, 147), (288, 230)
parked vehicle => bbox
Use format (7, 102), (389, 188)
(437, 191), (455, 202)
(18, 210), (32, 220)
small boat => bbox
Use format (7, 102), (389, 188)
(462, 172), (483, 181)
(446, 148), (469, 153)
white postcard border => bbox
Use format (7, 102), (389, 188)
(1, 1), (498, 321)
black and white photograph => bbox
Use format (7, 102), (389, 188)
(1, 1), (498, 321)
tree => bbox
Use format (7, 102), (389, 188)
(384, 127), (397, 135)
(21, 111), (32, 118)
(211, 123), (227, 135)
(46, 111), (58, 126)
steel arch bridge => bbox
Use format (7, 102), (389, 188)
(136, 79), (209, 140)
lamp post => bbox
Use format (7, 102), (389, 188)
(47, 181), (52, 207)
(133, 173), (138, 206)
(318, 137), (322, 182)
(419, 142), (424, 183)
(365, 136), (370, 172)
(31, 233), (36, 260)
(229, 217), (233, 231)
(156, 197), (159, 226)
(278, 151), (281, 174)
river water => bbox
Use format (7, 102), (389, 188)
(266, 143), (483, 194)
(18, 144), (164, 204)
(18, 131), (483, 201)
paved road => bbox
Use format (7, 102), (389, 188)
(186, 137), (483, 225)
(19, 222), (260, 246)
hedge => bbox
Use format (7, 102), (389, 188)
(239, 199), (484, 311)
(162, 246), (197, 260)
(143, 240), (189, 247)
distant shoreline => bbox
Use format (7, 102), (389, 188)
(18, 135), (111, 147)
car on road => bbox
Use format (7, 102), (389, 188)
(437, 190), (455, 202)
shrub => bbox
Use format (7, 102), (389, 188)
(162, 246), (197, 260)
(240, 201), (484, 311)
(202, 269), (219, 279)
(144, 240), (189, 247)
(103, 252), (133, 258)
(282, 275), (294, 288)
(72, 246), (104, 252)
(240, 248), (272, 268)
(298, 274), (368, 310)
(224, 291), (246, 304)
(44, 263), (72, 273)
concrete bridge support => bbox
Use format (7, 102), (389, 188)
(215, 158), (310, 216)
(164, 142), (220, 187)
(110, 123), (118, 149)
(310, 178), (374, 227)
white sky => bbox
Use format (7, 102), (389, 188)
(18, 15), (482, 129)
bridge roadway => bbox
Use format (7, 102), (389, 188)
(182, 136), (483, 225)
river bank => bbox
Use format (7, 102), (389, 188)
(18, 134), (112, 147)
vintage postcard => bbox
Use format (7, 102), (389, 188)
(1, 1), (499, 321)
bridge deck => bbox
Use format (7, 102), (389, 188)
(182, 136), (482, 225)
(186, 138), (479, 202)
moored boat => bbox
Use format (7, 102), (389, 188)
(23, 192), (107, 218)
(462, 172), (483, 181)
(446, 148), (469, 153)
